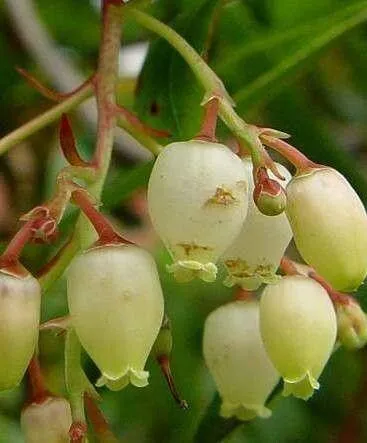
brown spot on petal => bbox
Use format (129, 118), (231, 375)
(205, 187), (237, 206)
(225, 259), (273, 278)
(177, 242), (212, 257)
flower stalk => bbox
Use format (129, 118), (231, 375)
(260, 135), (318, 173)
(71, 188), (128, 246)
(26, 356), (50, 404)
(126, 7), (277, 172)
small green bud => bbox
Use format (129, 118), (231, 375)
(286, 167), (367, 291)
(0, 270), (40, 390)
(254, 184), (287, 216)
(67, 244), (164, 390)
(151, 315), (173, 359)
(260, 275), (337, 400)
(253, 166), (287, 216)
(21, 396), (72, 443)
(147, 140), (250, 282)
(203, 300), (279, 420)
(336, 300), (367, 350)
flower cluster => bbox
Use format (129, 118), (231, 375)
(1, 120), (367, 439)
(0, 2), (366, 439)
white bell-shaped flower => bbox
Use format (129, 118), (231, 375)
(203, 299), (279, 420)
(260, 275), (337, 400)
(21, 396), (72, 443)
(286, 167), (367, 291)
(147, 140), (249, 282)
(223, 159), (292, 290)
(0, 270), (40, 390)
(67, 244), (164, 389)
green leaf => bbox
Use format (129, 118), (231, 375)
(102, 160), (154, 209)
(193, 393), (241, 443)
(135, 0), (221, 140)
(233, 1), (367, 110)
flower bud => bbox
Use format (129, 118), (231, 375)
(151, 315), (173, 359)
(286, 167), (367, 291)
(260, 275), (337, 400)
(67, 244), (164, 389)
(336, 299), (367, 350)
(253, 168), (287, 216)
(0, 270), (40, 390)
(203, 300), (279, 420)
(21, 396), (72, 443)
(223, 160), (292, 290)
(147, 140), (249, 282)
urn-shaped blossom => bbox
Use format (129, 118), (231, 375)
(67, 244), (164, 389)
(21, 396), (72, 443)
(203, 299), (279, 420)
(147, 140), (249, 282)
(286, 168), (367, 291)
(260, 275), (337, 400)
(0, 270), (40, 390)
(223, 159), (292, 290)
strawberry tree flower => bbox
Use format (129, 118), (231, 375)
(203, 299), (279, 420)
(286, 167), (367, 292)
(0, 218), (42, 391)
(0, 269), (41, 391)
(223, 158), (292, 290)
(21, 396), (72, 443)
(147, 140), (249, 283)
(68, 243), (164, 390)
(260, 275), (337, 400)
(67, 189), (164, 390)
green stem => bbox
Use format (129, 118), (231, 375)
(38, 236), (79, 293)
(37, 0), (125, 293)
(76, 1), (124, 250)
(126, 8), (224, 96)
(126, 8), (265, 166)
(0, 85), (93, 157)
(117, 116), (163, 156)
(65, 329), (86, 429)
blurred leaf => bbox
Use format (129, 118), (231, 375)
(34, 0), (100, 54)
(233, 1), (367, 111)
(193, 393), (241, 443)
(102, 160), (154, 208)
(264, 89), (367, 202)
(214, 11), (343, 75)
(136, 0), (221, 140)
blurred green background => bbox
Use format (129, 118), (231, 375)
(1, 0), (367, 442)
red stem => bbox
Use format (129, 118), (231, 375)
(157, 355), (188, 410)
(0, 220), (34, 265)
(72, 188), (128, 245)
(59, 115), (91, 167)
(279, 256), (299, 276)
(195, 98), (219, 142)
(261, 135), (318, 172)
(84, 393), (117, 440)
(92, 0), (123, 167)
(280, 257), (350, 305)
(309, 271), (350, 305)
(69, 422), (87, 443)
(16, 67), (95, 103)
(27, 356), (50, 404)
(234, 288), (254, 302)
